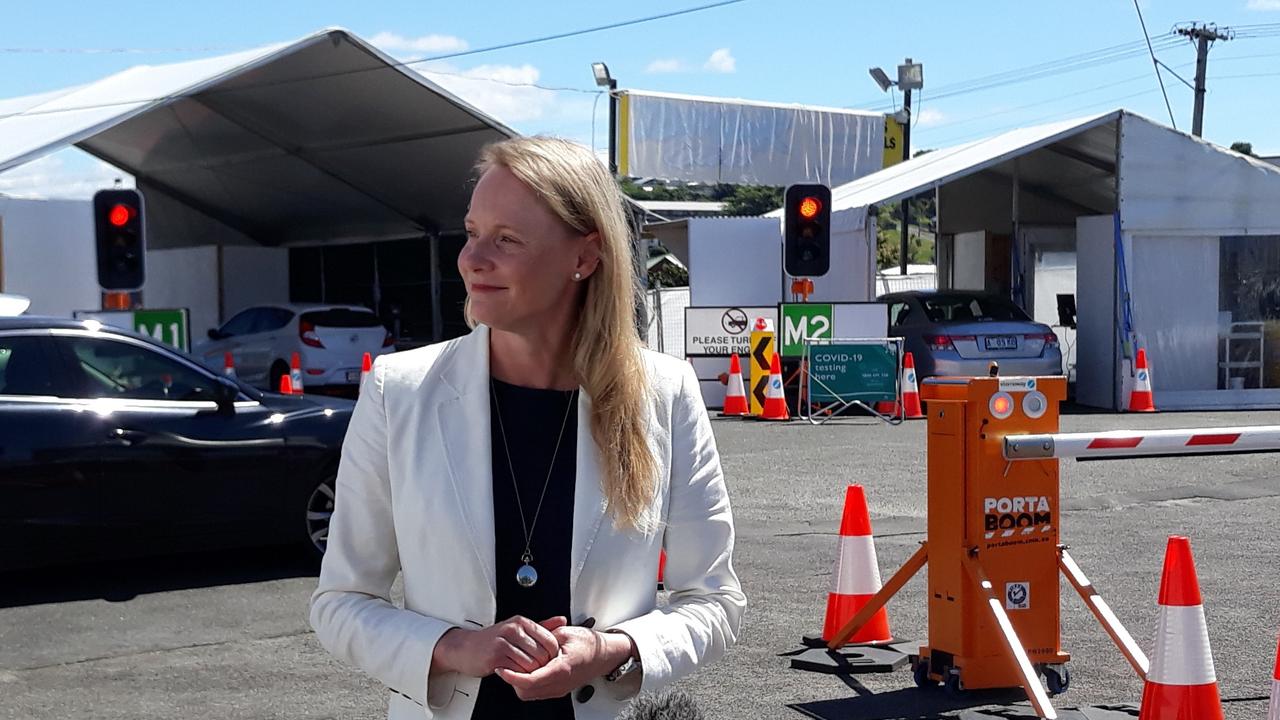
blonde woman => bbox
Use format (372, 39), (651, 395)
(309, 136), (745, 719)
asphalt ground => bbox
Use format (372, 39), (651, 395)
(1, 408), (1278, 719)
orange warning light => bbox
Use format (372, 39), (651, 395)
(989, 392), (1014, 418)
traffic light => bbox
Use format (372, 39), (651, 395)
(783, 183), (831, 277)
(94, 189), (145, 291)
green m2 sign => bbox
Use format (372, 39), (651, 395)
(781, 304), (834, 357)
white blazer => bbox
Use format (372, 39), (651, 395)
(309, 325), (745, 720)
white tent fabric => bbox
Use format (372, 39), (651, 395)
(1119, 115), (1280, 234)
(766, 111), (1122, 217)
(0, 28), (518, 246)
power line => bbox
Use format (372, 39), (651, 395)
(850, 35), (1184, 111)
(0, 0), (748, 122)
(0, 45), (248, 55)
(1133, 0), (1178, 128)
(411, 0), (748, 64)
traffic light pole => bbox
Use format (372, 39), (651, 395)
(899, 82), (912, 276)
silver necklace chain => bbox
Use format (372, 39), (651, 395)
(490, 379), (577, 569)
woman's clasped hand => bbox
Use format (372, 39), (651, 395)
(433, 615), (631, 701)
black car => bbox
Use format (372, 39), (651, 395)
(0, 316), (354, 572)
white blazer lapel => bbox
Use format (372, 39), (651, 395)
(570, 389), (608, 602)
(435, 326), (497, 597)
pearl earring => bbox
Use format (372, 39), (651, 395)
(573, 272), (582, 281)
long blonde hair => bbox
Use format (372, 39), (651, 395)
(472, 136), (658, 533)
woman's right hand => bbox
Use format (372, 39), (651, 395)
(431, 616), (563, 678)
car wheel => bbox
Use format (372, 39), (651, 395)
(304, 473), (335, 562)
(269, 361), (289, 393)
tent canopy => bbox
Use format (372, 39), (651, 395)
(0, 28), (518, 246)
(767, 111), (1123, 219)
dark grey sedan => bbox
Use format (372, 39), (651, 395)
(879, 291), (1064, 379)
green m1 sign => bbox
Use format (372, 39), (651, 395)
(781, 303), (833, 357)
(73, 308), (190, 353)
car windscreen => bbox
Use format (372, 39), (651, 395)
(301, 309), (383, 328)
(920, 295), (1031, 323)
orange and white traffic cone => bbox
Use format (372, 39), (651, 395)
(359, 352), (373, 393)
(901, 352), (924, 419)
(1128, 348), (1156, 413)
(760, 352), (790, 421)
(821, 485), (892, 646)
(1139, 535), (1223, 720)
(720, 354), (749, 417)
(278, 374), (294, 395)
(290, 352), (305, 394)
(223, 352), (236, 379)
(1268, 634), (1280, 720)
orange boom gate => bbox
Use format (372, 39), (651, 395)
(826, 375), (1149, 719)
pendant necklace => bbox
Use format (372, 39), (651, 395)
(490, 378), (577, 589)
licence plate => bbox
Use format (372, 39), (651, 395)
(345, 370), (361, 383)
(984, 335), (1018, 351)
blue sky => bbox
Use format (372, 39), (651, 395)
(3, 0), (1279, 197)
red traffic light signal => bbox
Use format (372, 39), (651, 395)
(798, 196), (822, 220)
(107, 203), (134, 228)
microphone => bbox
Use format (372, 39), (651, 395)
(617, 689), (704, 720)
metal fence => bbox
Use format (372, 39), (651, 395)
(644, 286), (690, 358)
(876, 272), (936, 295)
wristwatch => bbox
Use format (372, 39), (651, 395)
(604, 655), (639, 683)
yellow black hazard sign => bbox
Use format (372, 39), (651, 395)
(749, 321), (775, 416)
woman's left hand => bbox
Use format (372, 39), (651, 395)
(495, 617), (633, 701)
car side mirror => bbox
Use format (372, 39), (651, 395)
(207, 328), (225, 340)
(213, 378), (238, 415)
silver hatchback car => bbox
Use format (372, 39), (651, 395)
(879, 290), (1063, 379)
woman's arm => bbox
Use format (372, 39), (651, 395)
(608, 361), (747, 695)
(308, 357), (460, 713)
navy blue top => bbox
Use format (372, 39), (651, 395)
(473, 378), (578, 719)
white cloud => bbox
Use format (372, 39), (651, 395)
(0, 149), (133, 200)
(1247, 0), (1280, 9)
(704, 48), (736, 74)
(418, 61), (558, 124)
(368, 31), (468, 55)
(916, 108), (947, 128)
(646, 58), (684, 74)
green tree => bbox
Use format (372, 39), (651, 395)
(876, 197), (935, 270)
(722, 185), (784, 216)
(1230, 141), (1256, 157)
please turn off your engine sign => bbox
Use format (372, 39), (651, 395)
(685, 306), (778, 356)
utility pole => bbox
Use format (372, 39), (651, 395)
(1176, 23), (1233, 137)
(899, 62), (913, 276)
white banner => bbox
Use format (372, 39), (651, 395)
(620, 90), (883, 186)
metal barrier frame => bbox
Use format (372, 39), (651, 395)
(801, 337), (904, 426)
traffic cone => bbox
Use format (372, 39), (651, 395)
(1139, 536), (1222, 720)
(720, 355), (749, 417)
(290, 352), (305, 394)
(359, 352), (373, 392)
(278, 374), (294, 395)
(901, 353), (924, 419)
(821, 485), (892, 645)
(657, 549), (667, 589)
(760, 352), (790, 421)
(223, 352), (236, 379)
(1268, 634), (1279, 720)
(1128, 348), (1156, 413)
